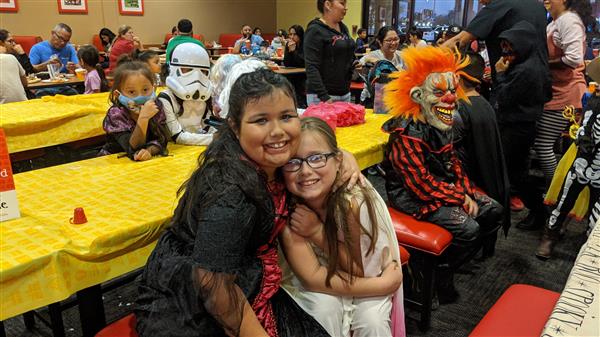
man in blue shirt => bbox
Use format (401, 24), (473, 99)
(29, 23), (78, 74)
(233, 24), (263, 55)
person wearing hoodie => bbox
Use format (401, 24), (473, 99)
(494, 21), (553, 228)
(304, 0), (356, 106)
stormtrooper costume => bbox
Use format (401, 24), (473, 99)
(159, 42), (218, 146)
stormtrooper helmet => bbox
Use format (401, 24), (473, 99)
(166, 43), (212, 101)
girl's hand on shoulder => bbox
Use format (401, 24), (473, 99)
(336, 150), (366, 191)
(139, 100), (158, 120)
(289, 204), (322, 239)
(133, 148), (152, 161)
(380, 260), (402, 294)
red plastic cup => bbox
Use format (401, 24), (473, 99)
(593, 49), (599, 58)
(70, 207), (88, 224)
(276, 47), (283, 57)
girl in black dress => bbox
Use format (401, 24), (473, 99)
(136, 69), (372, 337)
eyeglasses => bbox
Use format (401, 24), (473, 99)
(383, 38), (400, 44)
(52, 31), (70, 44)
(283, 152), (337, 172)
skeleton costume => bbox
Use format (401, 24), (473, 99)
(158, 43), (218, 146)
(381, 47), (503, 299)
(536, 97), (600, 259)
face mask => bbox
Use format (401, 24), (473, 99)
(117, 91), (156, 108)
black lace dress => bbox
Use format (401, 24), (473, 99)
(135, 169), (330, 337)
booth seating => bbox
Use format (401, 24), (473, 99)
(13, 35), (42, 54)
(95, 314), (137, 337)
(218, 33), (276, 48)
(163, 33), (205, 46)
(92, 35), (104, 52)
(388, 206), (453, 331)
(469, 284), (560, 337)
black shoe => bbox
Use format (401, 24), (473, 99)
(516, 211), (545, 230)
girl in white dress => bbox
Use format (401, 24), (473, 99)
(280, 117), (406, 337)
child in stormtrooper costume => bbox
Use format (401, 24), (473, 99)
(158, 42), (216, 146)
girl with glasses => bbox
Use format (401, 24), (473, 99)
(280, 117), (405, 337)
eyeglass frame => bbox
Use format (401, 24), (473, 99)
(282, 152), (338, 172)
(52, 31), (71, 44)
(383, 37), (400, 44)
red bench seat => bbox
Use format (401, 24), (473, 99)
(469, 284), (560, 337)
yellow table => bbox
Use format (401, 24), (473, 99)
(0, 93), (108, 154)
(0, 111), (391, 321)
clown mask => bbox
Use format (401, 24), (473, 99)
(410, 71), (459, 132)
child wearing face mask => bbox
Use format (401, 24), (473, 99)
(99, 61), (170, 161)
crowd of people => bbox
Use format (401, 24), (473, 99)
(1, 0), (599, 335)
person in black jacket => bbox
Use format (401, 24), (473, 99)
(304, 0), (356, 106)
(284, 24), (307, 108)
(0, 29), (36, 75)
(494, 21), (552, 226)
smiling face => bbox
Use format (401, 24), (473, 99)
(411, 71), (459, 131)
(236, 89), (300, 180)
(283, 130), (341, 206)
(381, 30), (400, 54)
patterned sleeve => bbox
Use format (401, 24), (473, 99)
(388, 134), (466, 205)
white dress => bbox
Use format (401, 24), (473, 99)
(280, 181), (406, 337)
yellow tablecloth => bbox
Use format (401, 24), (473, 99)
(0, 111), (391, 320)
(0, 93), (109, 154)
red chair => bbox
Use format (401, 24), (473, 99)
(13, 35), (42, 55)
(388, 206), (453, 331)
(164, 33), (205, 46)
(350, 81), (365, 103)
(95, 313), (138, 337)
(399, 245), (410, 266)
(218, 33), (243, 48)
(469, 284), (560, 337)
(262, 33), (276, 44)
(92, 34), (104, 52)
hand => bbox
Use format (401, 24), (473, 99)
(133, 148), (152, 161)
(48, 57), (62, 65)
(12, 44), (25, 55)
(289, 204), (323, 240)
(380, 260), (402, 294)
(132, 36), (140, 43)
(335, 150), (366, 191)
(463, 194), (479, 217)
(138, 100), (159, 120)
(287, 40), (296, 52)
(495, 57), (509, 73)
(66, 62), (76, 73)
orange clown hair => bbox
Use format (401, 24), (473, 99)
(384, 46), (471, 120)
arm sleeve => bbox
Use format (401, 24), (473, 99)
(555, 16), (585, 68)
(68, 45), (79, 64)
(495, 70), (535, 107)
(160, 96), (213, 146)
(87, 72), (101, 92)
(102, 107), (137, 158)
(29, 45), (42, 66)
(387, 135), (466, 205)
(303, 28), (330, 102)
(16, 54), (35, 75)
(465, 2), (510, 40)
